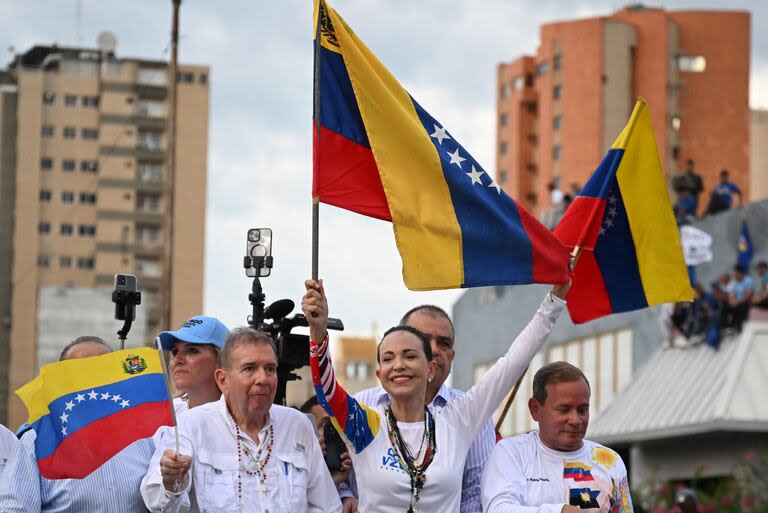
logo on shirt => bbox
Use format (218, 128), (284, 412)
(380, 447), (406, 474)
(570, 487), (600, 509)
(563, 461), (594, 482)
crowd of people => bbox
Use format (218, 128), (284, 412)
(672, 159), (743, 224)
(0, 277), (636, 513)
(671, 261), (768, 345)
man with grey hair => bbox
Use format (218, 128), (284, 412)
(141, 327), (341, 513)
(482, 362), (634, 513)
(0, 335), (154, 513)
(354, 304), (496, 513)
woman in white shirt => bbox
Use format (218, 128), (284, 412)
(301, 279), (569, 513)
(156, 315), (230, 415)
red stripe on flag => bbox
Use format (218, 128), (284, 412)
(565, 251), (614, 324)
(313, 125), (391, 221)
(37, 401), (172, 479)
(518, 206), (571, 284)
(554, 197), (607, 250)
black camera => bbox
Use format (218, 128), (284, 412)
(112, 274), (140, 321)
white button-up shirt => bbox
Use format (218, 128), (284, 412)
(141, 396), (341, 513)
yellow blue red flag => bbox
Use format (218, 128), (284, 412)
(554, 100), (693, 323)
(312, 0), (570, 290)
(16, 347), (172, 479)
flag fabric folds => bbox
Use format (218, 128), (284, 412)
(312, 0), (570, 290)
(554, 100), (693, 323)
(736, 220), (753, 269)
(16, 347), (172, 479)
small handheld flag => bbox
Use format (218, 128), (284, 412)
(16, 347), (173, 479)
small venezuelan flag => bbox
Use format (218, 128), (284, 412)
(563, 461), (594, 482)
(312, 0), (570, 290)
(16, 347), (172, 479)
(554, 100), (693, 323)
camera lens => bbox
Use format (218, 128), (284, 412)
(117, 275), (126, 285)
(248, 229), (260, 243)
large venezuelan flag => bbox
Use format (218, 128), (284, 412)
(554, 100), (693, 323)
(312, 0), (570, 290)
(16, 347), (172, 479)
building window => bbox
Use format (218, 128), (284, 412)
(39, 189), (52, 202)
(137, 68), (167, 86)
(500, 83), (511, 100)
(41, 157), (53, 170)
(526, 162), (537, 174)
(61, 191), (75, 204)
(64, 94), (77, 107)
(137, 194), (161, 212)
(81, 95), (100, 108)
(136, 226), (160, 242)
(176, 71), (194, 84)
(553, 53), (562, 71)
(59, 256), (72, 268)
(671, 116), (681, 131)
(77, 257), (95, 270)
(499, 113), (508, 127)
(553, 115), (562, 131)
(135, 258), (161, 277)
(552, 145), (562, 161)
(136, 100), (166, 118)
(63, 126), (76, 139)
(525, 100), (537, 115)
(60, 223), (74, 236)
(138, 163), (162, 182)
(43, 92), (56, 105)
(41, 125), (54, 138)
(678, 55), (706, 72)
(512, 76), (525, 91)
(537, 61), (549, 76)
(199, 73), (208, 85)
(39, 222), (51, 234)
(38, 255), (50, 268)
(62, 159), (76, 172)
(553, 85), (562, 100)
(499, 142), (508, 155)
(80, 160), (98, 173)
(138, 131), (163, 150)
(78, 224), (96, 237)
(79, 192), (97, 204)
(499, 169), (508, 183)
(81, 128), (99, 140)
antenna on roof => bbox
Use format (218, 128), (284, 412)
(76, 0), (83, 46)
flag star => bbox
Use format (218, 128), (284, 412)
(111, 394), (122, 403)
(599, 227), (606, 235)
(605, 218), (614, 228)
(75, 393), (86, 403)
(120, 400), (130, 408)
(59, 412), (69, 424)
(101, 392), (111, 400)
(608, 196), (618, 204)
(487, 177), (502, 194)
(88, 390), (98, 400)
(466, 166), (484, 186)
(65, 401), (75, 411)
(62, 426), (67, 436)
(447, 148), (466, 169)
(609, 207), (618, 216)
(430, 124), (451, 145)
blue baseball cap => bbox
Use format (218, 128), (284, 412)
(157, 316), (230, 351)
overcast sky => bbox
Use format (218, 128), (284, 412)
(2, 1), (766, 339)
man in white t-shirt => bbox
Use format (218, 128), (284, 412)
(481, 362), (633, 513)
(0, 424), (18, 476)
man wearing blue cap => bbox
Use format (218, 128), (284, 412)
(157, 316), (230, 415)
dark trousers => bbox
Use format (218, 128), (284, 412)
(721, 302), (750, 331)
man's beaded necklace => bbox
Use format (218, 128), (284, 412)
(233, 418), (274, 505)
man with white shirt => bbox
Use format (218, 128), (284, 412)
(0, 424), (18, 476)
(141, 327), (340, 513)
(355, 304), (495, 513)
(481, 362), (633, 513)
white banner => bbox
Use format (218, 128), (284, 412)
(680, 225), (713, 266)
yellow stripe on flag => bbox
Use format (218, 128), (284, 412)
(17, 347), (164, 424)
(612, 100), (693, 305)
(327, 6), (464, 290)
